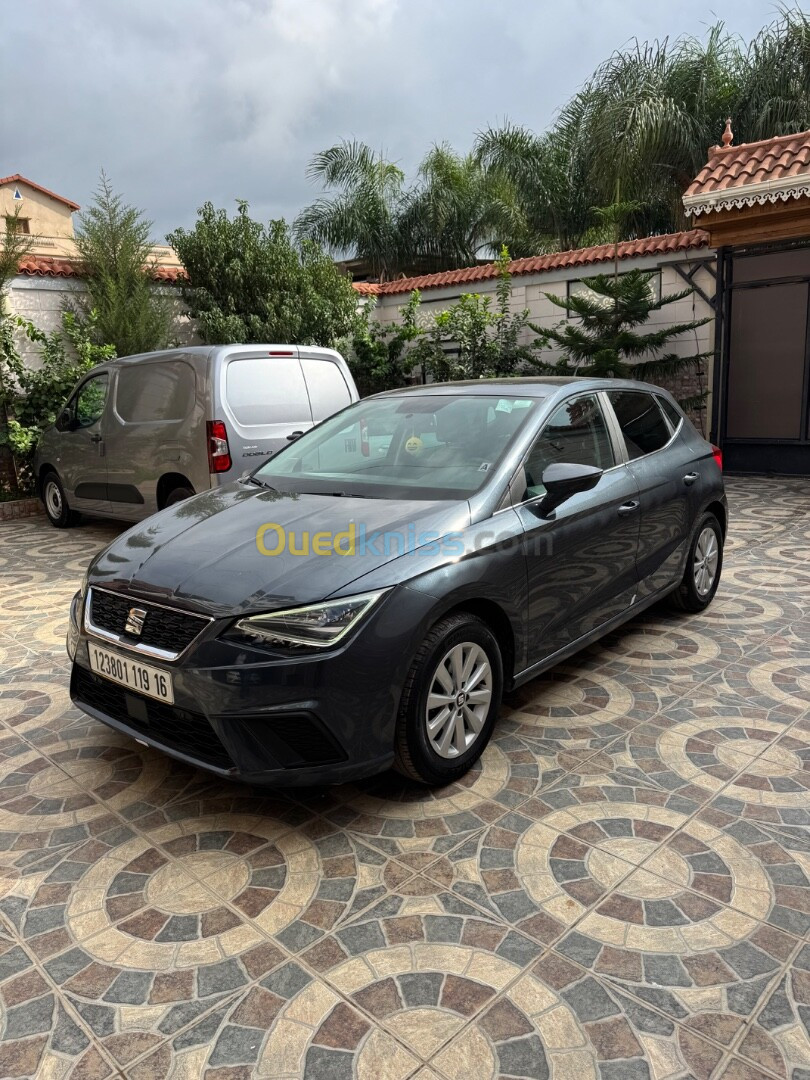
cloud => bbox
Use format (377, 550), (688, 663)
(1, 0), (771, 241)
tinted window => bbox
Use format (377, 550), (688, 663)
(225, 357), (311, 425)
(301, 358), (352, 420)
(256, 394), (538, 500)
(609, 391), (672, 458)
(657, 395), (683, 431)
(75, 374), (109, 428)
(524, 394), (613, 497)
(116, 362), (195, 422)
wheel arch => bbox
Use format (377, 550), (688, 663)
(156, 472), (195, 510)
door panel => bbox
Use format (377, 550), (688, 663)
(515, 394), (640, 665)
(727, 282), (808, 440)
(59, 373), (111, 515)
(606, 391), (691, 597)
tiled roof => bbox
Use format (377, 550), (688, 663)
(352, 230), (709, 296)
(684, 129), (810, 216)
(16, 255), (187, 283)
(0, 174), (80, 212)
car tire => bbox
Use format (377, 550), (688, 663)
(164, 486), (195, 507)
(670, 512), (723, 613)
(41, 471), (78, 528)
(394, 612), (503, 785)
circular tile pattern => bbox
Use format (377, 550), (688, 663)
(60, 815), (329, 967)
(509, 801), (773, 953)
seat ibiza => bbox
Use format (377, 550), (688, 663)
(68, 378), (726, 786)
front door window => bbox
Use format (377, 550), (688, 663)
(75, 374), (109, 428)
(523, 394), (614, 498)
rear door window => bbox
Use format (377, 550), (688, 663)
(608, 391), (672, 459)
(116, 362), (196, 422)
(657, 395), (684, 432)
(301, 358), (353, 421)
(225, 357), (312, 425)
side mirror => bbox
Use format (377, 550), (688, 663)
(536, 462), (603, 517)
(56, 409), (73, 432)
(286, 430), (304, 442)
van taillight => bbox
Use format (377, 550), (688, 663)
(207, 420), (232, 473)
(711, 443), (723, 471)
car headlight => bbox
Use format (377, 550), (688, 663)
(233, 590), (388, 649)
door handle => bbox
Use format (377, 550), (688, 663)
(683, 471), (699, 486)
(617, 500), (640, 516)
(90, 434), (103, 444)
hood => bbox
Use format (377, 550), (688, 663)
(89, 482), (470, 617)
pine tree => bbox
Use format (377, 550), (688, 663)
(534, 270), (711, 411)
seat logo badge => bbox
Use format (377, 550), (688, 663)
(125, 607), (148, 637)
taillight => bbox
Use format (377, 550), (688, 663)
(711, 443), (723, 471)
(207, 420), (232, 473)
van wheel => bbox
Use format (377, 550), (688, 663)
(394, 613), (503, 785)
(42, 471), (78, 528)
(670, 512), (723, 613)
(164, 486), (194, 507)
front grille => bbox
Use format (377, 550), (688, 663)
(73, 666), (234, 772)
(88, 589), (208, 654)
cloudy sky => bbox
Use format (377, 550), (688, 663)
(3, 0), (775, 242)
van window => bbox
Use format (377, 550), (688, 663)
(75, 374), (109, 428)
(301, 358), (352, 421)
(226, 357), (311, 425)
(116, 362), (196, 422)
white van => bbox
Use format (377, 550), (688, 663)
(34, 344), (358, 526)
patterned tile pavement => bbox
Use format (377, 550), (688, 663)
(0, 475), (809, 1078)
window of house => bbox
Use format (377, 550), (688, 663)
(608, 391), (672, 458)
(566, 270), (661, 316)
(5, 216), (30, 235)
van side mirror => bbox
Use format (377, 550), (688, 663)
(536, 462), (602, 517)
(56, 408), (74, 432)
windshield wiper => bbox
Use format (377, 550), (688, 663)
(242, 474), (277, 492)
(299, 490), (378, 499)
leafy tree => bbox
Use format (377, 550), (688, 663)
(535, 270), (711, 409)
(294, 141), (413, 281)
(168, 202), (358, 346)
(347, 292), (421, 396)
(73, 172), (172, 356)
(0, 310), (115, 490)
(410, 248), (541, 381)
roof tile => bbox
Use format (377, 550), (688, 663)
(354, 230), (709, 297)
(16, 255), (187, 283)
(684, 129), (810, 213)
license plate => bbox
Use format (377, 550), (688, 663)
(88, 644), (174, 704)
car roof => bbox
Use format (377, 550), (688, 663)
(372, 376), (668, 399)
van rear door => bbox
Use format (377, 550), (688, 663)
(218, 348), (314, 480)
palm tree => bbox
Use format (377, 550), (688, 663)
(293, 140), (413, 281)
(738, 8), (810, 138)
(405, 143), (523, 268)
(475, 108), (598, 254)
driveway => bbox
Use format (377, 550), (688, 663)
(1, 475), (809, 1079)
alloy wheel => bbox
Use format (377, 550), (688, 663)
(425, 641), (492, 759)
(693, 525), (719, 597)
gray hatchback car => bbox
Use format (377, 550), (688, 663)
(35, 344), (358, 526)
(68, 377), (726, 786)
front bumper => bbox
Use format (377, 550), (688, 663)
(69, 586), (433, 786)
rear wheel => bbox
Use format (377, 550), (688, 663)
(164, 485), (194, 507)
(394, 613), (503, 785)
(670, 512), (723, 613)
(41, 471), (78, 528)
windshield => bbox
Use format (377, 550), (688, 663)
(255, 393), (540, 500)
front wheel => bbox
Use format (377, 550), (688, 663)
(41, 471), (78, 528)
(670, 512), (723, 613)
(394, 612), (503, 785)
